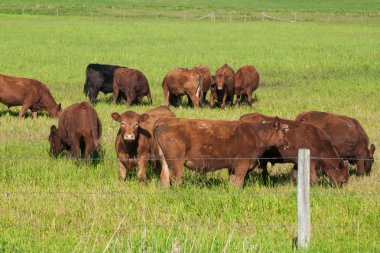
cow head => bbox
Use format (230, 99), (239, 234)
(364, 144), (376, 174)
(49, 125), (64, 157)
(211, 73), (228, 91)
(267, 117), (289, 149)
(52, 103), (62, 117)
(111, 111), (150, 142)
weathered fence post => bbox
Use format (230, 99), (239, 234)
(297, 149), (311, 249)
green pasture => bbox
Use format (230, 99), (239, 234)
(0, 7), (379, 253)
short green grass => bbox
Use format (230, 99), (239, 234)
(0, 8), (379, 253)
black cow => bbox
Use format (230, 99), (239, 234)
(83, 63), (126, 103)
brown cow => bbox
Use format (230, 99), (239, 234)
(154, 117), (288, 188)
(0, 73), (61, 118)
(162, 68), (203, 108)
(296, 111), (376, 176)
(234, 65), (260, 107)
(240, 113), (349, 186)
(112, 67), (152, 105)
(111, 106), (175, 182)
(192, 65), (211, 104)
(210, 64), (235, 109)
(49, 102), (102, 164)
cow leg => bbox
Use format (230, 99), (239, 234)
(90, 88), (100, 104)
(209, 94), (215, 108)
(188, 94), (199, 109)
(137, 156), (148, 183)
(118, 160), (128, 181)
(69, 137), (81, 165)
(126, 90), (137, 106)
(84, 137), (96, 164)
(31, 111), (38, 119)
(230, 161), (251, 188)
(163, 90), (170, 106)
(235, 95), (241, 108)
(112, 84), (120, 103)
(19, 101), (33, 118)
(186, 95), (194, 107)
(221, 90), (227, 109)
(310, 161), (319, 186)
(147, 91), (153, 105)
(246, 89), (253, 107)
(171, 160), (185, 186)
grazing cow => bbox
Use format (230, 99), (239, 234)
(154, 117), (288, 188)
(112, 67), (152, 105)
(0, 73), (61, 118)
(111, 106), (175, 182)
(83, 63), (125, 103)
(296, 111), (376, 176)
(192, 65), (211, 104)
(240, 113), (349, 186)
(49, 102), (102, 164)
(234, 65), (260, 107)
(162, 68), (203, 108)
(210, 64), (235, 109)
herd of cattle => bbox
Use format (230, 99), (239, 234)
(0, 64), (376, 187)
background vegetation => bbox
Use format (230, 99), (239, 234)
(0, 1), (379, 252)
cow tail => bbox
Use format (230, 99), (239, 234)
(86, 105), (101, 152)
(153, 125), (170, 185)
(83, 65), (90, 96)
(197, 75), (204, 106)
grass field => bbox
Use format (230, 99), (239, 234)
(0, 2), (380, 252)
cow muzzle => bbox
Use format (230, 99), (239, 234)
(217, 86), (224, 91)
(123, 134), (136, 141)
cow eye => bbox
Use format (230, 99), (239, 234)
(121, 122), (125, 126)
(135, 123), (139, 128)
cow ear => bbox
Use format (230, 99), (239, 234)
(138, 114), (149, 123)
(273, 117), (280, 130)
(50, 125), (57, 133)
(111, 112), (121, 122)
(210, 75), (216, 85)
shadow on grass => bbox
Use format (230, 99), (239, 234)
(0, 109), (55, 118)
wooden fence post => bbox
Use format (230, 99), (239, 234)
(297, 149), (310, 249)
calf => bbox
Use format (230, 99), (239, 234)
(112, 67), (152, 105)
(111, 106), (175, 182)
(210, 64), (235, 109)
(154, 117), (288, 188)
(240, 113), (349, 186)
(0, 73), (61, 118)
(235, 65), (260, 107)
(83, 63), (125, 103)
(296, 111), (376, 176)
(192, 65), (211, 104)
(162, 68), (203, 108)
(49, 102), (102, 163)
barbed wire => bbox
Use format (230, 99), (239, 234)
(1, 222), (379, 230)
(1, 190), (379, 197)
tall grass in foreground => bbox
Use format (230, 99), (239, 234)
(0, 14), (379, 252)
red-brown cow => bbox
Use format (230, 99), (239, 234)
(112, 67), (152, 105)
(162, 68), (203, 108)
(154, 117), (288, 188)
(111, 106), (175, 182)
(240, 113), (349, 186)
(234, 65), (260, 107)
(296, 111), (376, 176)
(49, 102), (102, 164)
(210, 64), (235, 109)
(192, 65), (211, 104)
(0, 73), (61, 118)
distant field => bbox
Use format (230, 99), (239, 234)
(0, 4), (379, 252)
